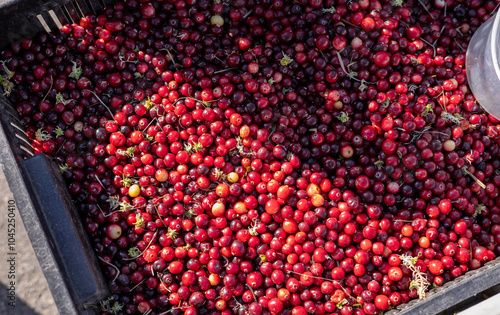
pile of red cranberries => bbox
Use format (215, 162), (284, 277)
(4, 0), (500, 314)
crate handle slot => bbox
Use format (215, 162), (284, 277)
(85, 0), (100, 14)
(63, 3), (80, 24)
(17, 141), (34, 157)
(20, 146), (34, 156)
(48, 10), (63, 30)
(61, 5), (75, 24)
(36, 14), (52, 33)
(74, 0), (92, 16)
(14, 133), (33, 147)
(100, 0), (112, 9)
(0, 101), (23, 123)
(10, 122), (29, 136)
(2, 105), (19, 118)
(72, 0), (85, 18)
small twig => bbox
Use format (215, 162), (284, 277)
(122, 231), (158, 260)
(245, 284), (258, 302)
(96, 201), (139, 218)
(214, 67), (239, 74)
(335, 51), (375, 84)
(97, 256), (120, 282)
(394, 219), (428, 223)
(162, 48), (178, 68)
(141, 117), (157, 132)
(462, 167), (486, 189)
(41, 76), (54, 103)
(340, 18), (360, 29)
(420, 38), (437, 57)
(159, 307), (186, 315)
(232, 297), (246, 313)
(130, 278), (147, 292)
(90, 91), (115, 118)
(153, 203), (170, 230)
(454, 39), (466, 53)
(417, 0), (434, 18)
(118, 52), (139, 64)
(286, 270), (356, 301)
(243, 9), (253, 19)
(433, 25), (446, 47)
(54, 139), (66, 156)
(94, 176), (105, 189)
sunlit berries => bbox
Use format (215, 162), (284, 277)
(8, 1), (500, 314)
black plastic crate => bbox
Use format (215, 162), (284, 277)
(0, 1), (499, 315)
(0, 92), (109, 313)
(0, 0), (115, 314)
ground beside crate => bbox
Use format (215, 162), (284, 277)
(0, 167), (58, 315)
(458, 291), (500, 315)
